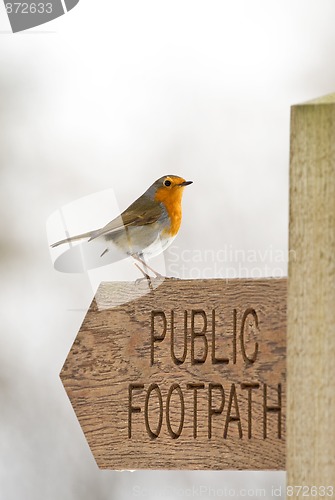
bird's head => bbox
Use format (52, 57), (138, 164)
(148, 175), (193, 205)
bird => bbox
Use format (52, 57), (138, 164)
(51, 175), (192, 278)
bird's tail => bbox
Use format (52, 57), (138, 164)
(50, 230), (95, 248)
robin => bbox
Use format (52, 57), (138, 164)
(51, 175), (192, 278)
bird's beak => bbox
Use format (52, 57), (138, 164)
(179, 180), (193, 186)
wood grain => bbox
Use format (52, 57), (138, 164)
(288, 94), (335, 489)
(61, 278), (286, 470)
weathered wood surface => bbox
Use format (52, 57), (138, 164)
(288, 94), (335, 489)
(61, 278), (286, 470)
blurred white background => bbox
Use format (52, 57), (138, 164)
(1, 1), (335, 498)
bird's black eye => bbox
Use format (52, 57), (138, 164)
(164, 179), (172, 187)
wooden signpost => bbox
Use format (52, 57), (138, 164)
(60, 93), (335, 483)
(61, 279), (286, 470)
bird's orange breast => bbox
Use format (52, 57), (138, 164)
(155, 187), (184, 237)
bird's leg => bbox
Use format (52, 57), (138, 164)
(133, 253), (154, 290)
(134, 262), (153, 290)
(134, 253), (150, 279)
(133, 254), (164, 279)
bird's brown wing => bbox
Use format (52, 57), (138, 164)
(88, 196), (163, 241)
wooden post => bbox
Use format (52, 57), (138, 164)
(288, 94), (335, 491)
